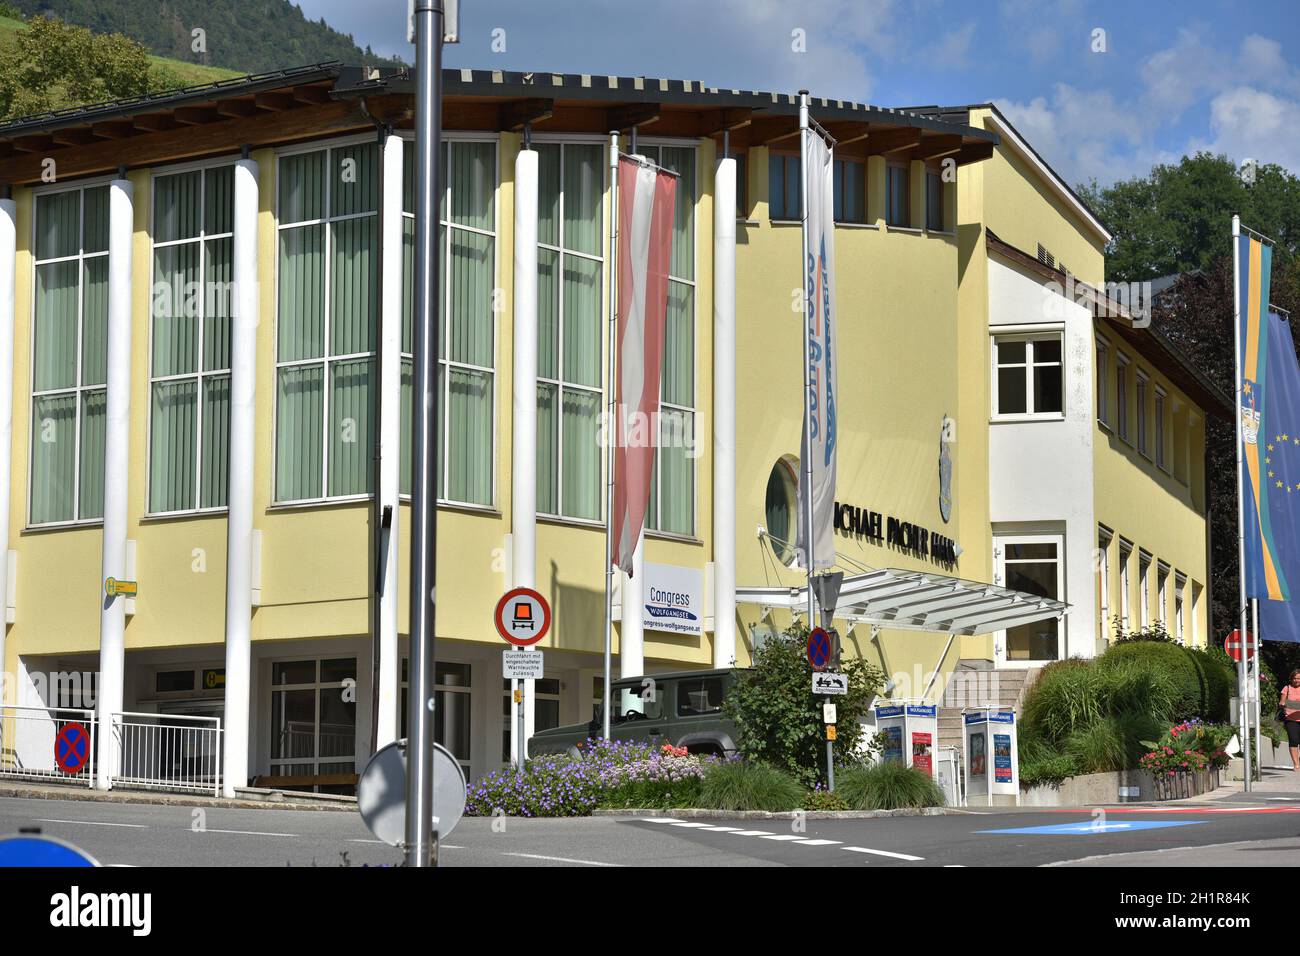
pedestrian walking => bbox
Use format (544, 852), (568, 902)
(1280, 670), (1300, 772)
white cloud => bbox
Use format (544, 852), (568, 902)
(923, 22), (977, 70)
(1194, 86), (1300, 172)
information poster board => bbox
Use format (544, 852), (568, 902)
(872, 700), (939, 777)
(963, 707), (1019, 805)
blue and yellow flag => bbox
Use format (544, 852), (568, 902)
(1238, 232), (1300, 640)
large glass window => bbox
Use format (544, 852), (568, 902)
(993, 334), (1063, 417)
(925, 168), (944, 231)
(1116, 354), (1131, 442)
(400, 138), (497, 505)
(535, 142), (605, 521)
(402, 659), (473, 777)
(1136, 371), (1150, 457)
(30, 184), (110, 525)
(501, 676), (560, 762)
(643, 144), (696, 537)
(275, 142), (379, 503)
(268, 657), (357, 780)
(149, 164), (234, 513)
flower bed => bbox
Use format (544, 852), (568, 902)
(1138, 719), (1230, 800)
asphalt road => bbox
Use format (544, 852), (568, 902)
(5, 795), (1300, 867)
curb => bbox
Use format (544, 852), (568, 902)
(0, 785), (355, 813)
(592, 806), (955, 820)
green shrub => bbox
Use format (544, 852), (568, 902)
(1099, 641), (1230, 722)
(722, 622), (885, 788)
(1020, 752), (1077, 787)
(801, 789), (849, 812)
(1190, 646), (1240, 723)
(1064, 711), (1164, 773)
(1021, 659), (1105, 744)
(697, 760), (805, 812)
(599, 776), (703, 810)
(835, 762), (946, 810)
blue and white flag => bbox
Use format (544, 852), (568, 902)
(796, 127), (837, 570)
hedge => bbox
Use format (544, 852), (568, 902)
(1097, 641), (1233, 723)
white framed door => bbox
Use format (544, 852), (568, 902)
(993, 533), (1063, 668)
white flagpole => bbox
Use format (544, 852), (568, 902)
(1232, 213), (1252, 791)
(1253, 597), (1262, 774)
(798, 91), (815, 627)
(602, 132), (619, 741)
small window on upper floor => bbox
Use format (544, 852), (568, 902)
(992, 333), (1063, 419)
(886, 163), (909, 227)
(735, 152), (749, 219)
(925, 169), (944, 231)
(768, 153), (800, 220)
(833, 158), (866, 223)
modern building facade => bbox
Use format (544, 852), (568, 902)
(0, 65), (1225, 794)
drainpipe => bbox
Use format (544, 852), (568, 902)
(712, 134), (737, 668)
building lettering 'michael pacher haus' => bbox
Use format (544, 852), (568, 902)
(0, 63), (1228, 794)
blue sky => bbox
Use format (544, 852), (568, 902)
(296, 0), (1300, 188)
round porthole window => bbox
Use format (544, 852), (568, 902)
(764, 456), (799, 567)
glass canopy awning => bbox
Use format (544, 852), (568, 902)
(736, 568), (1069, 636)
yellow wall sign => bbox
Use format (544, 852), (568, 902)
(826, 725), (837, 741)
(104, 577), (138, 598)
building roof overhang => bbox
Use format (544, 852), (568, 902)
(0, 64), (998, 187)
(736, 568), (1069, 636)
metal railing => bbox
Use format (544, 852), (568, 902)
(0, 705), (97, 787)
(111, 711), (222, 797)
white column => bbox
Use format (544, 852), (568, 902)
(221, 159), (259, 797)
(620, 532), (645, 678)
(712, 153), (737, 668)
(512, 145), (539, 758)
(0, 199), (15, 702)
(95, 178), (133, 790)
(375, 134), (404, 750)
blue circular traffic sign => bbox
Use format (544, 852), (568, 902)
(807, 627), (833, 670)
(54, 722), (90, 775)
(0, 835), (98, 867)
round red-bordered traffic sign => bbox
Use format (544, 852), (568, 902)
(54, 722), (90, 774)
(1225, 629), (1256, 661)
(495, 587), (551, 646)
(807, 627), (833, 671)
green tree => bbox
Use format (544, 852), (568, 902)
(1079, 152), (1300, 284)
(0, 15), (169, 120)
(722, 621), (885, 788)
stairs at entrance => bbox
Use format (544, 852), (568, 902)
(936, 664), (1041, 752)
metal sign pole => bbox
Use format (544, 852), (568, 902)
(405, 0), (445, 867)
(1231, 214), (1251, 793)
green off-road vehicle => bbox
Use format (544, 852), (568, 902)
(528, 667), (743, 758)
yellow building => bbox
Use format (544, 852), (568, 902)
(0, 68), (1223, 794)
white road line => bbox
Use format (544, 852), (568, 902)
(696, 826), (744, 832)
(842, 846), (924, 861)
(638, 818), (684, 824)
(759, 834), (811, 842)
(502, 852), (623, 867)
(793, 839), (841, 846)
(663, 821), (717, 828)
(37, 819), (147, 829)
(201, 829), (297, 837)
(726, 830), (773, 836)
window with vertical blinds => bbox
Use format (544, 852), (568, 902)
(535, 142), (604, 521)
(642, 145), (696, 537)
(400, 138), (497, 505)
(149, 164), (234, 513)
(275, 142), (379, 502)
(30, 185), (110, 525)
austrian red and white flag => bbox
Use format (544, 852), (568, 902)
(611, 156), (677, 576)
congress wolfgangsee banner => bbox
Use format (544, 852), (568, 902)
(1237, 231), (1300, 642)
(795, 128), (838, 571)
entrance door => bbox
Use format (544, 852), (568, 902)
(994, 534), (1063, 668)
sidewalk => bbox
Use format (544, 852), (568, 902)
(0, 778), (356, 812)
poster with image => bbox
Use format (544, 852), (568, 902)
(883, 725), (903, 763)
(911, 731), (933, 776)
(969, 731), (986, 777)
(994, 733), (1013, 783)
